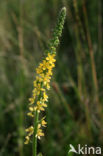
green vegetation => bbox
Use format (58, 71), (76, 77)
(0, 0), (103, 156)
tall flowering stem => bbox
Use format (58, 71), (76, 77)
(24, 7), (66, 156)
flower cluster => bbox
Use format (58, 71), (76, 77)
(24, 7), (66, 145)
(24, 53), (56, 144)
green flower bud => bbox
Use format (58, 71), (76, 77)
(47, 7), (66, 54)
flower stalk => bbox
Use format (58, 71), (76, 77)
(24, 7), (66, 156)
(33, 110), (39, 156)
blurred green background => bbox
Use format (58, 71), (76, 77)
(0, 0), (103, 156)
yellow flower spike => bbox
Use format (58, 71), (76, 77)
(24, 7), (66, 156)
(25, 53), (57, 145)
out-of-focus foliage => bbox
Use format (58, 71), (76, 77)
(0, 0), (103, 156)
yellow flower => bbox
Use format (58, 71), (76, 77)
(29, 98), (34, 105)
(42, 60), (48, 70)
(47, 83), (50, 90)
(29, 107), (34, 112)
(36, 128), (44, 139)
(46, 53), (56, 63)
(33, 106), (37, 111)
(24, 136), (30, 144)
(25, 126), (34, 135)
(42, 103), (47, 107)
(41, 88), (45, 91)
(41, 120), (47, 127)
(37, 105), (45, 111)
(43, 92), (48, 102)
(25, 53), (56, 142)
(27, 112), (34, 117)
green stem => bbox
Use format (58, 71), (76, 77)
(33, 110), (39, 156)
